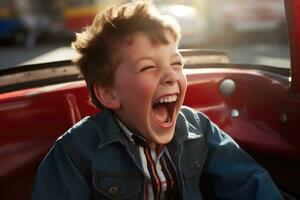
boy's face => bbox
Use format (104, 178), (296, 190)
(112, 32), (187, 147)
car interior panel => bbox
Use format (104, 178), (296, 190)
(0, 0), (299, 199)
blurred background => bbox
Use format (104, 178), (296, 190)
(0, 0), (289, 70)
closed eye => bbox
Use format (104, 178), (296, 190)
(139, 66), (155, 72)
(171, 62), (183, 69)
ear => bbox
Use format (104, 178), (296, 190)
(93, 84), (121, 110)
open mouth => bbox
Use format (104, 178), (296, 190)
(152, 94), (178, 127)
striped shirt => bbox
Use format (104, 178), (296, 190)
(115, 118), (179, 200)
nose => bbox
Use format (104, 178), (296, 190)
(161, 67), (178, 85)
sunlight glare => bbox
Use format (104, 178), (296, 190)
(168, 5), (196, 18)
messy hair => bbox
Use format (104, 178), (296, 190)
(72, 0), (181, 109)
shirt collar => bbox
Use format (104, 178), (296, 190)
(114, 115), (166, 153)
(114, 116), (135, 143)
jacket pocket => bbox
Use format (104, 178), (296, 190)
(181, 138), (207, 178)
(92, 171), (142, 200)
(180, 138), (208, 199)
(182, 153), (204, 178)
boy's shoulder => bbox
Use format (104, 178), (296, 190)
(178, 106), (209, 126)
(56, 109), (120, 151)
(175, 106), (210, 140)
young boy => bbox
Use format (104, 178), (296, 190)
(32, 1), (283, 199)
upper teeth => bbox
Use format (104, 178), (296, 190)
(155, 95), (177, 103)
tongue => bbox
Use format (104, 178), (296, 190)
(153, 104), (168, 123)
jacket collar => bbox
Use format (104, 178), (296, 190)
(93, 108), (202, 149)
(90, 108), (129, 149)
(173, 110), (204, 144)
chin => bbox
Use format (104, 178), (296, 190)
(152, 128), (175, 145)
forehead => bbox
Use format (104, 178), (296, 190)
(117, 32), (179, 64)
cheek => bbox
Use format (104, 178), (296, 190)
(178, 71), (187, 91)
(132, 78), (157, 102)
(182, 75), (188, 91)
(117, 75), (157, 104)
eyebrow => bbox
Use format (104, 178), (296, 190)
(133, 52), (182, 66)
(133, 56), (155, 66)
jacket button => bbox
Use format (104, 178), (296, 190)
(109, 186), (119, 196)
(194, 160), (201, 168)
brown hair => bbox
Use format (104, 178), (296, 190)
(72, 0), (180, 109)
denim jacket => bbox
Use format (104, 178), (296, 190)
(32, 106), (283, 200)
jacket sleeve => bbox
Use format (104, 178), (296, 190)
(200, 114), (283, 200)
(31, 136), (91, 200)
